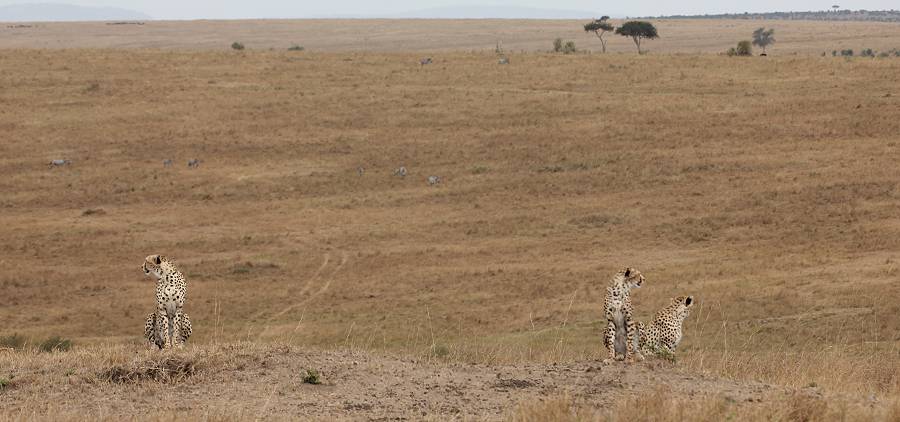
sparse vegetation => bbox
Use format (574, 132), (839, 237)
(231, 41), (245, 50)
(288, 44), (305, 51)
(0, 334), (26, 350)
(584, 16), (614, 53)
(552, 38), (563, 52)
(615, 21), (659, 54)
(562, 41), (577, 54)
(38, 336), (72, 353)
(727, 40), (753, 56)
(302, 368), (322, 385)
(752, 27), (776, 55)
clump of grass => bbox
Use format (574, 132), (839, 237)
(471, 165), (490, 175)
(0, 334), (26, 350)
(302, 368), (322, 385)
(38, 336), (72, 353)
(644, 345), (677, 364)
(231, 41), (245, 51)
(100, 355), (199, 384)
(431, 344), (450, 358)
(288, 45), (305, 51)
(81, 208), (106, 216)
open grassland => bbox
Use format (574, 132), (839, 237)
(2, 48), (900, 419)
(2, 19), (900, 54)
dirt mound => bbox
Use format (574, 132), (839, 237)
(3, 343), (865, 420)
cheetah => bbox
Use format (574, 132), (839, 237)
(636, 295), (694, 357)
(602, 267), (645, 364)
(142, 254), (188, 349)
(145, 312), (192, 349)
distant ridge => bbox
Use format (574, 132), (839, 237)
(646, 9), (900, 22)
(324, 6), (616, 19)
(0, 3), (151, 22)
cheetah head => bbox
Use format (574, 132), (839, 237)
(142, 254), (173, 279)
(673, 295), (695, 315)
(621, 267), (645, 289)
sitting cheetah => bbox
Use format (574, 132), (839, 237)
(145, 312), (192, 349)
(602, 267), (646, 364)
(637, 295), (695, 357)
(142, 254), (188, 349)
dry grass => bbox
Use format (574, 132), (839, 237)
(1, 38), (900, 417)
(2, 19), (900, 54)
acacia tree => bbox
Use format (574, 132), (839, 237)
(752, 28), (775, 55)
(584, 16), (614, 53)
(615, 21), (658, 54)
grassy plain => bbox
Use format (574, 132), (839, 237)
(1, 21), (900, 418)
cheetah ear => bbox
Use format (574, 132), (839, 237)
(155, 255), (162, 265)
(685, 296), (694, 306)
(624, 268), (631, 277)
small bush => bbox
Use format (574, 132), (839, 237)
(832, 50), (838, 57)
(38, 336), (72, 353)
(725, 47), (736, 57)
(288, 45), (305, 51)
(0, 334), (26, 350)
(553, 38), (563, 52)
(431, 344), (450, 358)
(840, 49), (854, 57)
(302, 368), (322, 385)
(231, 42), (245, 51)
(736, 40), (752, 56)
(861, 48), (875, 57)
(562, 41), (577, 54)
(471, 166), (489, 175)
(101, 356), (198, 383)
(0, 377), (10, 390)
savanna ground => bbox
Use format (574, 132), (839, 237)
(2, 19), (900, 420)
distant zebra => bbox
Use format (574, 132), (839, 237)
(163, 159), (174, 167)
(48, 159), (71, 168)
(420, 57), (433, 66)
(357, 166), (365, 176)
(427, 175), (441, 185)
(394, 166), (408, 177)
(498, 57), (510, 65)
(187, 159), (201, 168)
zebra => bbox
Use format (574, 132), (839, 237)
(188, 159), (201, 168)
(48, 159), (71, 168)
(163, 159), (174, 167)
(427, 175), (441, 186)
(394, 166), (408, 177)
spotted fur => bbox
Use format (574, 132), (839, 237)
(142, 254), (188, 349)
(145, 312), (192, 349)
(637, 295), (694, 356)
(602, 267), (645, 364)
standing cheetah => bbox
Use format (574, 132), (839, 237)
(637, 295), (694, 356)
(142, 255), (188, 349)
(602, 267), (645, 364)
(145, 312), (192, 349)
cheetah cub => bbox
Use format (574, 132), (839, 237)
(602, 267), (646, 364)
(142, 255), (189, 349)
(637, 295), (694, 358)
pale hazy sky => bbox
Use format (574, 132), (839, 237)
(0, 0), (896, 20)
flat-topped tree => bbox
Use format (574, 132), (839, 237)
(584, 16), (614, 53)
(615, 21), (658, 54)
(752, 28), (776, 55)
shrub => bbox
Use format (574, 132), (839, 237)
(288, 45), (304, 51)
(726, 47), (737, 57)
(0, 377), (9, 390)
(38, 336), (72, 353)
(861, 48), (875, 57)
(840, 49), (854, 57)
(0, 334), (26, 350)
(736, 40), (753, 56)
(302, 368), (322, 385)
(231, 42), (245, 51)
(553, 38), (563, 52)
(562, 41), (577, 54)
